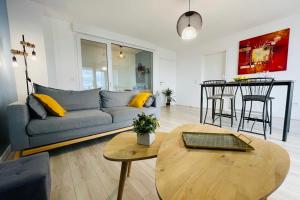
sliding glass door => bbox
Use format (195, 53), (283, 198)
(79, 37), (153, 91)
(80, 39), (109, 89)
(111, 44), (153, 91)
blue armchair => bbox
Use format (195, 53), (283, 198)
(0, 152), (51, 200)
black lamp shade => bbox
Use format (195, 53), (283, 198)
(177, 11), (203, 40)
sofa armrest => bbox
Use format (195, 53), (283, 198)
(7, 102), (30, 150)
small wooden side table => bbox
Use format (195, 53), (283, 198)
(103, 132), (166, 200)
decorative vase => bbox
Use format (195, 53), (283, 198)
(137, 132), (155, 146)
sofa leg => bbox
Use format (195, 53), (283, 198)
(13, 151), (22, 160)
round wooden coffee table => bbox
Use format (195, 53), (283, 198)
(156, 124), (290, 200)
(103, 131), (166, 200)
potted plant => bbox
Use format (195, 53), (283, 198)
(162, 88), (175, 106)
(133, 113), (159, 146)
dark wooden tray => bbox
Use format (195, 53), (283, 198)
(182, 132), (255, 152)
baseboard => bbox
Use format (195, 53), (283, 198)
(0, 145), (11, 162)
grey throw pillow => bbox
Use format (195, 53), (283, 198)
(100, 90), (137, 108)
(27, 94), (47, 119)
(144, 96), (154, 107)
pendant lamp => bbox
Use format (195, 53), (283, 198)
(177, 0), (203, 40)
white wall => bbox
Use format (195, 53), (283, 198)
(157, 47), (177, 103)
(7, 0), (49, 101)
(44, 17), (78, 90)
(176, 49), (202, 107)
(177, 14), (300, 119)
(6, 0), (177, 101)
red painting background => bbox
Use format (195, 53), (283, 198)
(238, 28), (290, 75)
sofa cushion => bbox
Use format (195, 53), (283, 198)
(27, 109), (112, 135)
(100, 90), (137, 108)
(27, 94), (47, 119)
(33, 83), (100, 111)
(102, 106), (158, 123)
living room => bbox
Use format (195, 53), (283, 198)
(0, 0), (300, 199)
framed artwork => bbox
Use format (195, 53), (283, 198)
(238, 28), (290, 75)
(136, 63), (146, 83)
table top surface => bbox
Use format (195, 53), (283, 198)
(155, 124), (290, 200)
(103, 131), (166, 162)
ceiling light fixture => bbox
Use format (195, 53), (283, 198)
(177, 0), (203, 40)
(119, 45), (124, 58)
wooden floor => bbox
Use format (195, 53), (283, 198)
(49, 105), (300, 200)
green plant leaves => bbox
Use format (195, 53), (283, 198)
(133, 112), (158, 135)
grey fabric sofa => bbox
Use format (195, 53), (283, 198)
(0, 152), (50, 200)
(7, 84), (160, 152)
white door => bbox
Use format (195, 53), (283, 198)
(158, 58), (176, 105)
(203, 51), (226, 109)
(203, 51), (226, 81)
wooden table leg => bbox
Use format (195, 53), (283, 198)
(117, 161), (129, 200)
(127, 161), (132, 177)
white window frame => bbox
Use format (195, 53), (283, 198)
(75, 33), (155, 91)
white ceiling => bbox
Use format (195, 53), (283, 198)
(32, 0), (300, 51)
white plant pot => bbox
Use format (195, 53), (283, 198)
(137, 133), (155, 146)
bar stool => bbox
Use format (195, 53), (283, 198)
(238, 78), (274, 139)
(217, 86), (238, 127)
(247, 96), (274, 134)
(203, 80), (237, 127)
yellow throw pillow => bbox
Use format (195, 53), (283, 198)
(33, 94), (66, 117)
(129, 92), (152, 108)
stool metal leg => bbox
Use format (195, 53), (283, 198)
(204, 99), (209, 124)
(270, 99), (273, 135)
(233, 98), (237, 120)
(242, 101), (247, 129)
(230, 98), (234, 127)
(266, 100), (270, 129)
(219, 99), (223, 127)
(247, 100), (253, 123)
(262, 102), (267, 140)
(238, 100), (245, 132)
(212, 99), (216, 122)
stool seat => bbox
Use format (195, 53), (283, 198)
(207, 95), (223, 99)
(0, 152), (50, 200)
(243, 95), (274, 102)
(208, 94), (235, 99)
